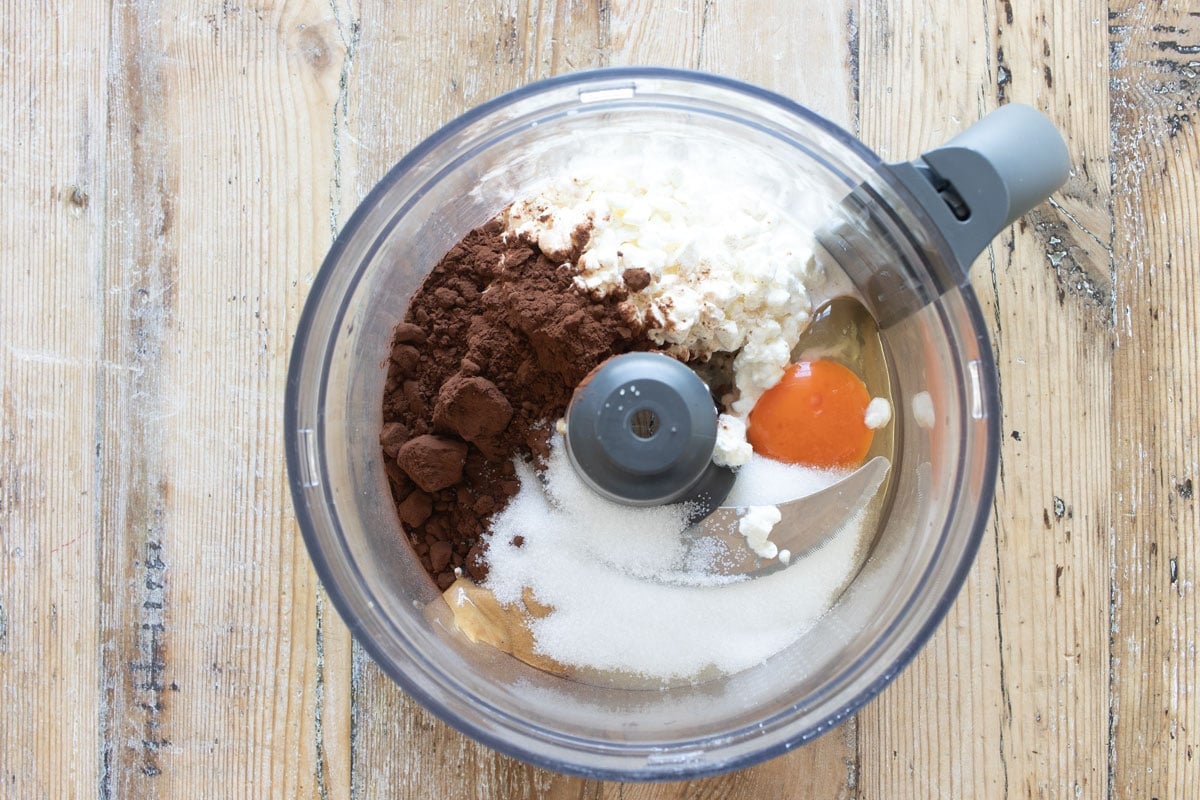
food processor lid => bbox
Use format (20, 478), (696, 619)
(564, 352), (734, 511)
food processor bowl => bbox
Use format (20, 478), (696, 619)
(285, 68), (1057, 779)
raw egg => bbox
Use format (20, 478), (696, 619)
(747, 359), (873, 469)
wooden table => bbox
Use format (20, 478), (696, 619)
(2, 1), (1195, 797)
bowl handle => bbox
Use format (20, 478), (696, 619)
(882, 103), (1070, 274)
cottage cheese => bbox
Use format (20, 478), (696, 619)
(912, 391), (936, 429)
(864, 397), (892, 429)
(713, 413), (753, 468)
(737, 505), (783, 560)
(506, 166), (817, 422)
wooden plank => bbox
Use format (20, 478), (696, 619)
(314, 8), (360, 799)
(981, 2), (1113, 797)
(1109, 2), (1200, 796)
(351, 668), (595, 799)
(341, 2), (602, 798)
(698, 0), (858, 130)
(605, 0), (705, 67)
(339, 0), (608, 194)
(855, 0), (1113, 797)
(0, 4), (109, 798)
(93, 1), (345, 795)
(852, 2), (1007, 797)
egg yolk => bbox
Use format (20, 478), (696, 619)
(747, 359), (873, 468)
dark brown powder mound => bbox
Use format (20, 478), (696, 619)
(380, 217), (658, 589)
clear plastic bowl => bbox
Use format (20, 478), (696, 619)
(285, 68), (999, 780)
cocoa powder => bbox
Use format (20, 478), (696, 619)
(380, 217), (658, 589)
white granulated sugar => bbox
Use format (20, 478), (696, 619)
(864, 397), (892, 430)
(723, 454), (847, 506)
(482, 436), (866, 681)
(723, 456), (849, 563)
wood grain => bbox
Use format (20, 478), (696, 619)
(856, 1), (1116, 799)
(338, 3), (596, 798)
(1109, 2), (1200, 796)
(982, 2), (1114, 795)
(0, 3), (108, 797)
(2, 1), (1198, 798)
(90, 1), (344, 796)
(853, 2), (1009, 796)
(699, 0), (857, 128)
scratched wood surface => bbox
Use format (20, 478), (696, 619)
(1, 1), (1196, 798)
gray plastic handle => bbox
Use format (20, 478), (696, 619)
(883, 103), (1070, 272)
